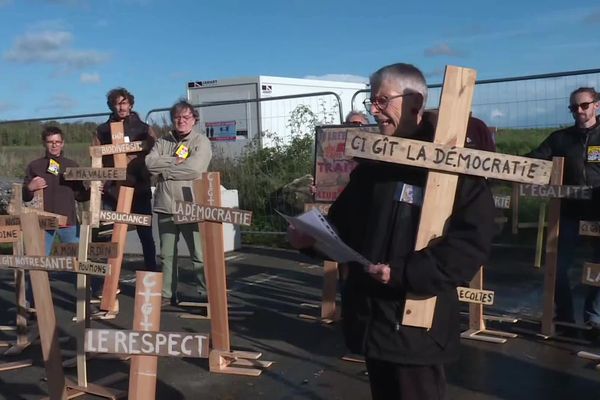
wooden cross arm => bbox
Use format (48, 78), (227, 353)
(173, 200), (252, 226)
(345, 131), (553, 185)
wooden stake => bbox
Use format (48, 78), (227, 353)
(460, 267), (517, 343)
(402, 66), (476, 329)
(540, 157), (564, 338)
(21, 213), (68, 400)
(299, 260), (340, 324)
(195, 174), (273, 375)
(100, 186), (134, 312)
(129, 271), (163, 400)
(194, 174), (229, 352)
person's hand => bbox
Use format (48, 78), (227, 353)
(175, 157), (186, 165)
(286, 224), (315, 249)
(27, 176), (47, 192)
(367, 263), (391, 284)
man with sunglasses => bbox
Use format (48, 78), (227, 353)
(289, 63), (495, 399)
(528, 87), (600, 330)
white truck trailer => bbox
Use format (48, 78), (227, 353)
(186, 76), (368, 159)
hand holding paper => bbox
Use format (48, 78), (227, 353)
(279, 209), (372, 267)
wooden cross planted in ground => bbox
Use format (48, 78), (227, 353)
(578, 259), (600, 368)
(172, 173), (272, 376)
(0, 202), (34, 372)
(84, 270), (210, 400)
(64, 128), (150, 317)
(573, 209), (600, 364)
(344, 65), (553, 330)
(0, 211), (114, 399)
(514, 163), (596, 340)
(57, 210), (127, 400)
(0, 184), (61, 371)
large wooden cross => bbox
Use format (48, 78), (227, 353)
(64, 133), (150, 315)
(344, 65), (553, 329)
(84, 271), (209, 400)
(172, 173), (272, 376)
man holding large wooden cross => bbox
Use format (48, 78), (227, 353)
(146, 100), (212, 306)
(94, 87), (158, 273)
(527, 87), (600, 328)
(289, 63), (496, 399)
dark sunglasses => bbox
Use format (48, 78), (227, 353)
(568, 101), (595, 113)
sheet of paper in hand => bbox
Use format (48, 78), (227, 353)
(278, 209), (371, 267)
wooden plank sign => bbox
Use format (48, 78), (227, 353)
(85, 329), (209, 358)
(63, 168), (126, 181)
(457, 286), (495, 305)
(0, 255), (76, 271)
(0, 225), (21, 243)
(519, 184), (592, 199)
(345, 130), (553, 184)
(0, 215), (58, 230)
(90, 141), (145, 158)
(76, 261), (111, 276)
(582, 263), (600, 287)
(99, 210), (152, 226)
(0, 255), (109, 276)
(173, 201), (252, 226)
(579, 221), (600, 237)
(51, 242), (119, 258)
(493, 195), (511, 209)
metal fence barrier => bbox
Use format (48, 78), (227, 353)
(351, 67), (600, 129)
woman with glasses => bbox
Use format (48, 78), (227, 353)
(527, 87), (600, 329)
(289, 63), (495, 400)
(146, 100), (212, 307)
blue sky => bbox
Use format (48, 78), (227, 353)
(1, 0), (599, 123)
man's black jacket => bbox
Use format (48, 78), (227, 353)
(96, 112), (154, 207)
(328, 137), (495, 365)
(527, 119), (600, 220)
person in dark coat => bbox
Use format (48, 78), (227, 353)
(94, 87), (157, 273)
(288, 63), (495, 400)
(527, 87), (600, 326)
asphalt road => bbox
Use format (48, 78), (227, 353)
(0, 245), (599, 399)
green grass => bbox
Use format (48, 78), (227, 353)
(0, 142), (91, 179)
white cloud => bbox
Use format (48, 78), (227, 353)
(80, 72), (100, 84)
(4, 29), (109, 71)
(303, 74), (368, 84)
(490, 109), (505, 120)
(424, 43), (465, 58)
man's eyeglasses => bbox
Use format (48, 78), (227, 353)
(568, 101), (596, 113)
(363, 93), (414, 113)
(174, 115), (194, 121)
(45, 141), (63, 146)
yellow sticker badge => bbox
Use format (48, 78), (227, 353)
(47, 159), (60, 175)
(588, 146), (600, 162)
(175, 144), (190, 159)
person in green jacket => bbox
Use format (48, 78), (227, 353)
(145, 99), (212, 305)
